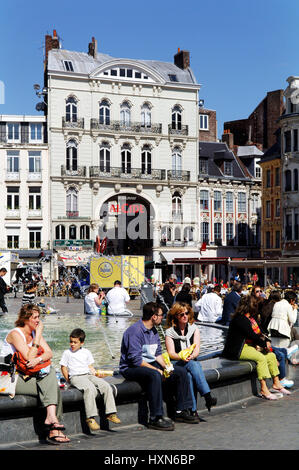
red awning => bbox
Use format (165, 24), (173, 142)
(172, 257), (229, 265)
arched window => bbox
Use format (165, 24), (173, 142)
(141, 145), (151, 174)
(121, 144), (131, 174)
(172, 146), (182, 173)
(174, 226), (181, 241)
(294, 168), (298, 191)
(80, 225), (90, 240)
(55, 224), (65, 240)
(172, 105), (182, 131)
(66, 140), (78, 171)
(65, 97), (77, 123)
(69, 225), (77, 240)
(161, 226), (171, 244)
(66, 187), (78, 216)
(172, 191), (182, 219)
(285, 169), (292, 191)
(184, 226), (194, 242)
(141, 103), (151, 128)
(99, 142), (111, 172)
(120, 101), (131, 126)
(99, 99), (110, 125)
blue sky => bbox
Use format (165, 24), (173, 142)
(0, 0), (298, 136)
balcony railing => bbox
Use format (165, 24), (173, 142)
(62, 117), (85, 129)
(168, 124), (188, 136)
(89, 166), (166, 180)
(90, 119), (162, 134)
(61, 165), (87, 177)
(54, 239), (93, 247)
(167, 170), (190, 181)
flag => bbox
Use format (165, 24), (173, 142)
(95, 236), (101, 253)
(200, 242), (206, 254)
(100, 237), (107, 253)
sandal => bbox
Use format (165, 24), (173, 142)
(259, 392), (278, 400)
(46, 429), (70, 445)
(44, 422), (65, 431)
(271, 387), (291, 396)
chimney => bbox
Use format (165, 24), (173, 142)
(222, 129), (234, 150)
(45, 29), (60, 63)
(174, 48), (190, 69)
(88, 37), (98, 58)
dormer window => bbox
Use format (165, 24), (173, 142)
(223, 161), (233, 176)
(168, 74), (178, 82)
(63, 61), (74, 72)
(99, 67), (152, 81)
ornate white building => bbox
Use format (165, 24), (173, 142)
(44, 33), (201, 280)
(0, 114), (50, 260)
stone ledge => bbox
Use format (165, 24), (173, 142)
(0, 355), (259, 445)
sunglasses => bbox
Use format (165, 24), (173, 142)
(177, 312), (189, 318)
(255, 290), (262, 293)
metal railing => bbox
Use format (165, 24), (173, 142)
(167, 170), (190, 181)
(168, 124), (188, 136)
(61, 165), (87, 177)
(90, 119), (162, 134)
(62, 117), (85, 129)
(89, 166), (166, 180)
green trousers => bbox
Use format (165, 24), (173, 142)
(15, 367), (63, 420)
(239, 343), (280, 381)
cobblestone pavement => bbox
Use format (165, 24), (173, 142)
(3, 386), (299, 452)
(2, 297), (299, 455)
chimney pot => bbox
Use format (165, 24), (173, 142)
(174, 49), (190, 70)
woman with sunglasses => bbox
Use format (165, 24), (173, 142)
(165, 302), (217, 420)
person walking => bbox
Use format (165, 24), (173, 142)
(0, 267), (10, 313)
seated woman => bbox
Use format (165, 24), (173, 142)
(0, 303), (70, 444)
(165, 302), (217, 420)
(84, 283), (105, 314)
(222, 295), (290, 400)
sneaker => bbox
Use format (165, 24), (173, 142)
(287, 344), (298, 359)
(190, 410), (202, 422)
(174, 410), (199, 424)
(280, 378), (294, 388)
(86, 418), (100, 431)
(148, 417), (175, 431)
(106, 413), (121, 424)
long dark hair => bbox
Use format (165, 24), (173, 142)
(231, 295), (259, 320)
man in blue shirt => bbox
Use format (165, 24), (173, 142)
(120, 302), (198, 430)
(221, 282), (242, 325)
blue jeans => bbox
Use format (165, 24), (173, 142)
(175, 359), (210, 412)
(272, 346), (287, 379)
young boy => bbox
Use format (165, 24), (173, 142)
(60, 328), (121, 431)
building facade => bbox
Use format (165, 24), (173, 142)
(44, 33), (201, 280)
(279, 76), (299, 281)
(0, 114), (49, 261)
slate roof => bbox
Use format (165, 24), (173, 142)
(47, 49), (198, 85)
(199, 142), (248, 180)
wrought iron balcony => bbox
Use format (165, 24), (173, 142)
(61, 165), (87, 177)
(167, 170), (190, 181)
(89, 166), (166, 180)
(54, 239), (93, 247)
(90, 119), (162, 134)
(62, 117), (85, 129)
(168, 124), (188, 136)
(66, 210), (79, 218)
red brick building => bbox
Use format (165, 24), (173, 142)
(199, 107), (217, 142)
(223, 90), (285, 152)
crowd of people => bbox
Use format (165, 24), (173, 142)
(0, 268), (298, 444)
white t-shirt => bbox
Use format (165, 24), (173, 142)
(84, 292), (99, 313)
(60, 347), (94, 378)
(105, 286), (130, 314)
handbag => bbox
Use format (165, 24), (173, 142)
(12, 346), (51, 377)
(0, 357), (18, 398)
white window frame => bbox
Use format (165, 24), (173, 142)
(214, 191), (222, 212)
(66, 140), (78, 172)
(200, 190), (209, 211)
(7, 123), (20, 142)
(29, 187), (41, 211)
(199, 114), (209, 130)
(7, 234), (19, 249)
(238, 192), (246, 213)
(7, 186), (19, 210)
(141, 104), (151, 127)
(99, 143), (111, 172)
(226, 192), (233, 212)
(99, 99), (110, 125)
(7, 151), (19, 173)
(65, 97), (77, 122)
(29, 151), (41, 173)
(141, 145), (152, 174)
(29, 228), (41, 249)
(120, 102), (131, 127)
(66, 188), (78, 213)
(172, 147), (182, 172)
(29, 123), (43, 142)
(172, 105), (182, 131)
